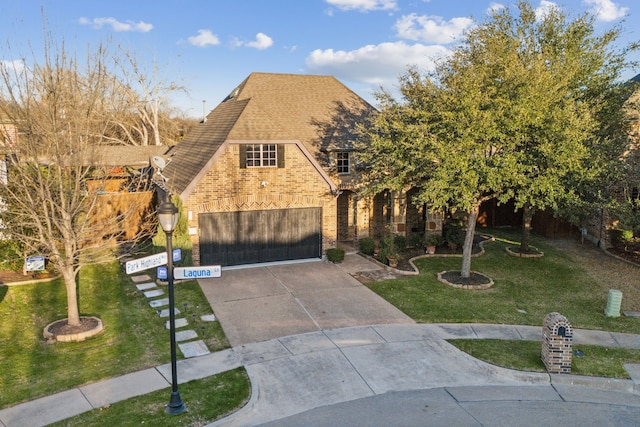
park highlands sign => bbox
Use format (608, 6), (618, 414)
(126, 249), (220, 280)
(125, 249), (182, 274)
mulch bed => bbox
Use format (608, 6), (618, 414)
(46, 317), (100, 336)
(393, 238), (487, 272)
(439, 271), (492, 286)
(0, 270), (33, 284)
(0, 271), (53, 285)
(607, 247), (640, 265)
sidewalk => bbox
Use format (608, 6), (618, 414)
(2, 323), (639, 427)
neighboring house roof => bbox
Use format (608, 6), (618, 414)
(73, 145), (172, 168)
(161, 72), (376, 198)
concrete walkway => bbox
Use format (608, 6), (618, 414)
(1, 323), (639, 427)
(2, 250), (640, 426)
(198, 255), (413, 346)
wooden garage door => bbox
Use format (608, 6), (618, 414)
(199, 207), (322, 266)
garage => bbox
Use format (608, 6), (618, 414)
(199, 207), (322, 266)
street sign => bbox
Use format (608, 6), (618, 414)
(174, 265), (221, 280)
(25, 256), (45, 272)
(157, 266), (168, 280)
(126, 252), (167, 275)
(173, 248), (182, 262)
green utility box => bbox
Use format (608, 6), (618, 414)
(605, 289), (623, 317)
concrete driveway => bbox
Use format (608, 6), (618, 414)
(197, 254), (413, 346)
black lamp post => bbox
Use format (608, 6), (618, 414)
(158, 200), (186, 415)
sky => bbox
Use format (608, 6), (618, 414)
(1, 0), (639, 118)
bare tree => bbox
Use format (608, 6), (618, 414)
(0, 35), (154, 329)
(105, 50), (190, 146)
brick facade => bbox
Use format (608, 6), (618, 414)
(183, 142), (338, 264)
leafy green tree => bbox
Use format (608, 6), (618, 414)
(360, 67), (505, 278)
(359, 0), (637, 277)
(485, 2), (636, 252)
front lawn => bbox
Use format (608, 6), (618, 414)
(0, 261), (231, 409)
(449, 339), (640, 379)
(49, 367), (251, 427)
(367, 228), (640, 333)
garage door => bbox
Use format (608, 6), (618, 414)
(199, 207), (322, 266)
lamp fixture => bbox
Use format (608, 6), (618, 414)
(158, 201), (179, 233)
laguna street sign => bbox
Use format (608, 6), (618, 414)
(174, 265), (221, 280)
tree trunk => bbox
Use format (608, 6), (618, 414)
(62, 265), (81, 326)
(521, 202), (535, 253)
(461, 205), (479, 278)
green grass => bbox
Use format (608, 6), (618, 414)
(0, 260), (231, 409)
(367, 227), (640, 378)
(49, 367), (251, 427)
(2, 227), (639, 421)
(367, 228), (639, 333)
(448, 339), (640, 379)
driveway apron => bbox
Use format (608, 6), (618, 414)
(197, 254), (414, 346)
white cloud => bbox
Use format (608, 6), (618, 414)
(394, 13), (474, 44)
(188, 30), (220, 47)
(325, 0), (397, 12)
(0, 59), (26, 75)
(583, 0), (628, 22)
(306, 41), (449, 87)
(534, 1), (559, 21)
(245, 33), (274, 50)
(78, 17), (153, 32)
(487, 3), (505, 14)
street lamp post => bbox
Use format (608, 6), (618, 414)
(158, 200), (186, 415)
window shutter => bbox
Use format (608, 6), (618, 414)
(277, 144), (285, 168)
(239, 145), (247, 168)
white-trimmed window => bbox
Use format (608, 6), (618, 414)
(240, 144), (284, 169)
(336, 151), (350, 174)
(247, 144), (277, 167)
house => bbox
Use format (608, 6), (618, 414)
(580, 74), (640, 247)
(77, 145), (171, 193)
(79, 145), (171, 240)
(157, 72), (388, 266)
(0, 119), (20, 185)
(477, 76), (640, 244)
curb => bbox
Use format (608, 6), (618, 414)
(550, 373), (638, 395)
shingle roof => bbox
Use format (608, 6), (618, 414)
(160, 98), (249, 195)
(70, 145), (170, 167)
(162, 72), (376, 198)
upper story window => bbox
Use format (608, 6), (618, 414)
(240, 144), (284, 168)
(247, 144), (277, 167)
(336, 151), (350, 174)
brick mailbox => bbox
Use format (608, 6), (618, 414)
(541, 312), (573, 374)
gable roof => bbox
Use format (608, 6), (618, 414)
(159, 98), (249, 194)
(161, 72), (376, 198)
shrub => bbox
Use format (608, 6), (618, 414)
(424, 233), (443, 247)
(359, 237), (376, 255)
(0, 239), (24, 271)
(443, 219), (465, 248)
(378, 236), (399, 265)
(326, 247), (345, 263)
(408, 233), (424, 249)
(610, 228), (635, 249)
(377, 246), (389, 265)
(393, 234), (407, 252)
